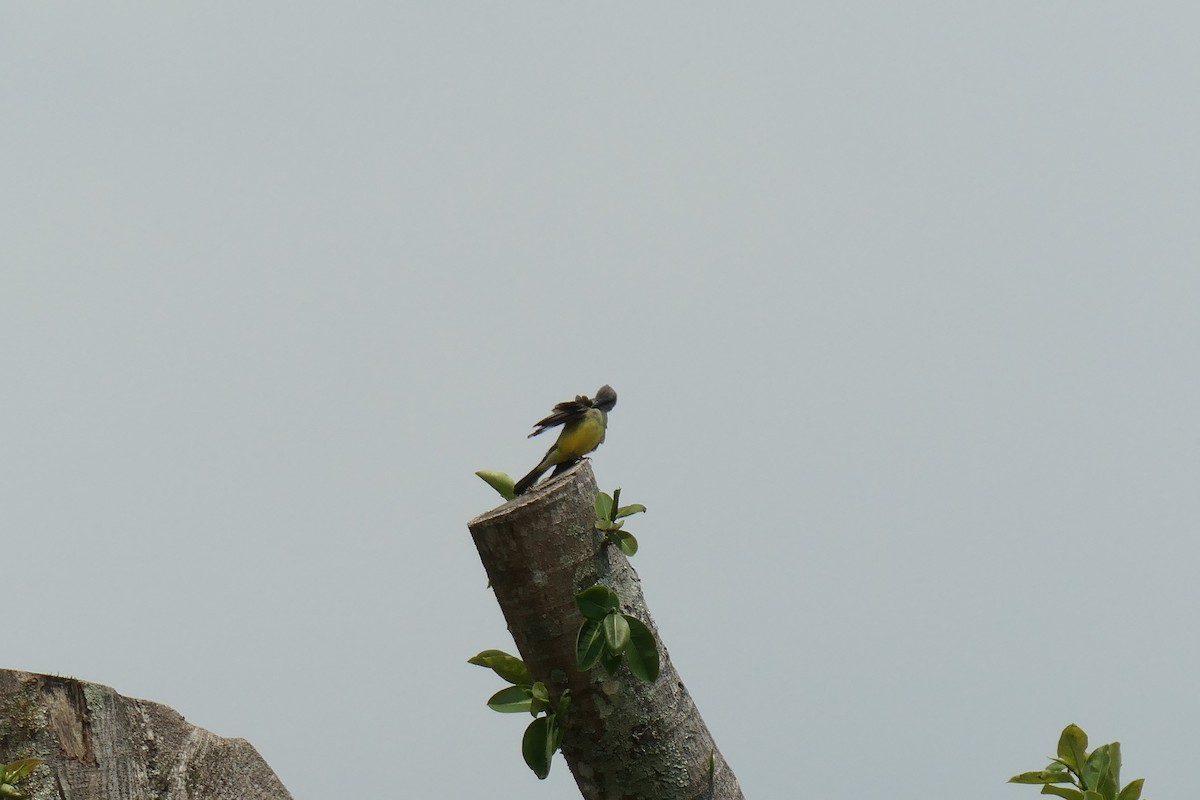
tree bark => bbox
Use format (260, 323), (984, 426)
(0, 669), (291, 800)
(468, 461), (744, 800)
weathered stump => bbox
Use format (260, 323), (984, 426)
(469, 461), (743, 800)
(0, 670), (291, 800)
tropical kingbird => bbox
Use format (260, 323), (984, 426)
(512, 385), (617, 496)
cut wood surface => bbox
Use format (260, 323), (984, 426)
(0, 669), (291, 800)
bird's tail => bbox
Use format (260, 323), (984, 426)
(514, 456), (584, 496)
(513, 464), (549, 496)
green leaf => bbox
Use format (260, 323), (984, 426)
(545, 711), (563, 756)
(576, 619), (606, 670)
(1040, 785), (1085, 800)
(0, 784), (25, 800)
(611, 530), (638, 556)
(529, 682), (550, 715)
(1095, 771), (1118, 800)
(623, 615), (660, 682)
(600, 651), (622, 676)
(522, 716), (553, 780)
(1008, 773), (1042, 784)
(1082, 744), (1109, 792)
(0, 762), (40, 784)
(1082, 792), (1104, 800)
(1106, 742), (1122, 791)
(1088, 743), (1120, 800)
(615, 503), (647, 518)
(475, 470), (516, 501)
(1115, 778), (1143, 800)
(1057, 724), (1089, 773)
(594, 492), (613, 521)
(575, 585), (620, 620)
(603, 612), (631, 655)
(555, 689), (572, 719)
(487, 685), (533, 713)
(1010, 771), (1078, 785)
(467, 649), (532, 686)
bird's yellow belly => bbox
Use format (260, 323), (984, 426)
(550, 410), (606, 464)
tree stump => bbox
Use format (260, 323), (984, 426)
(0, 669), (291, 800)
(469, 461), (743, 800)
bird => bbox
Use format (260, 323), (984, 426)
(512, 385), (618, 496)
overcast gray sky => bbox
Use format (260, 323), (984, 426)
(4, 4), (1198, 799)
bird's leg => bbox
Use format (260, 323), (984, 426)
(548, 457), (584, 477)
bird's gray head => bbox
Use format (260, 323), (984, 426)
(592, 385), (617, 412)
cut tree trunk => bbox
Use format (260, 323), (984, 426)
(0, 669), (291, 800)
(468, 461), (744, 800)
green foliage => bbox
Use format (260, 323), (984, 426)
(468, 650), (570, 780)
(622, 615), (660, 682)
(603, 612), (631, 654)
(475, 469), (517, 501)
(521, 716), (553, 779)
(575, 618), (606, 670)
(575, 585), (620, 620)
(574, 585), (661, 683)
(594, 488), (646, 556)
(486, 685), (534, 713)
(468, 649), (532, 685)
(520, 690), (571, 779)
(1009, 724), (1144, 800)
(0, 759), (43, 799)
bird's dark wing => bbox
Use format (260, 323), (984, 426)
(527, 394), (592, 438)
